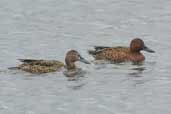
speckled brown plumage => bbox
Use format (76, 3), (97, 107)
(14, 50), (90, 74)
(18, 60), (64, 73)
(90, 47), (145, 62)
(88, 38), (155, 63)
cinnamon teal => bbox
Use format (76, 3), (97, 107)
(88, 38), (155, 63)
(13, 50), (90, 73)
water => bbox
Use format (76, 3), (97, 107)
(0, 0), (171, 114)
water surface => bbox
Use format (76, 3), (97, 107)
(0, 0), (171, 114)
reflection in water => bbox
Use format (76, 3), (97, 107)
(63, 68), (88, 90)
(129, 67), (146, 77)
(132, 61), (144, 66)
(92, 60), (110, 70)
(3, 68), (27, 75)
(4, 68), (63, 82)
(67, 83), (87, 90)
(0, 69), (9, 74)
(63, 68), (87, 81)
(64, 68), (88, 90)
(128, 62), (145, 77)
(127, 66), (148, 87)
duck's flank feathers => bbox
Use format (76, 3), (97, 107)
(88, 38), (155, 63)
(15, 59), (64, 73)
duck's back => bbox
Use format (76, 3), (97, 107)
(18, 59), (64, 73)
(89, 47), (145, 62)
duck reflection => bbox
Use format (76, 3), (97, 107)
(129, 67), (146, 77)
(63, 68), (87, 81)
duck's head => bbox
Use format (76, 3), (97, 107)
(65, 50), (90, 70)
(130, 38), (155, 53)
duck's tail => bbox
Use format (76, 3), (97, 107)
(8, 67), (19, 70)
(88, 50), (97, 56)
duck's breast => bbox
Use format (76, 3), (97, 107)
(128, 53), (145, 62)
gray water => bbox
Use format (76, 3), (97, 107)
(0, 0), (170, 114)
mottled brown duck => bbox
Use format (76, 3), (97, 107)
(14, 50), (90, 73)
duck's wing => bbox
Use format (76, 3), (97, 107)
(88, 46), (112, 56)
(94, 46), (111, 51)
(18, 59), (41, 63)
(88, 46), (129, 60)
(18, 59), (64, 66)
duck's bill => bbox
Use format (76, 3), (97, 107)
(79, 56), (91, 64)
(143, 46), (155, 53)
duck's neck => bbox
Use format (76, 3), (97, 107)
(66, 62), (76, 71)
(129, 48), (141, 54)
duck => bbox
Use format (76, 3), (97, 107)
(13, 50), (90, 73)
(88, 38), (155, 63)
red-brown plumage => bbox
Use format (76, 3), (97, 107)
(88, 38), (154, 63)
